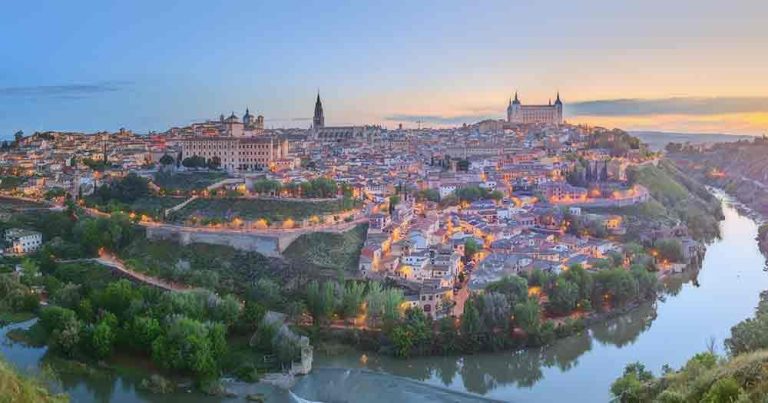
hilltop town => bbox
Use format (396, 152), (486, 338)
(0, 93), (722, 393)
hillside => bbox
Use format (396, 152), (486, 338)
(612, 290), (768, 401)
(283, 224), (368, 273)
(669, 138), (768, 216)
(0, 356), (67, 402)
(631, 131), (755, 151)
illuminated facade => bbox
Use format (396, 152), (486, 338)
(507, 92), (563, 124)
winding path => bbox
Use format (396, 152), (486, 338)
(59, 253), (194, 292)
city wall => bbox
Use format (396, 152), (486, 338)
(145, 225), (302, 257)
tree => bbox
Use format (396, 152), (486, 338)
(547, 277), (579, 316)
(151, 316), (219, 378)
(91, 319), (116, 358)
(50, 317), (82, 357)
(236, 301), (266, 334)
(461, 297), (483, 336)
(702, 377), (742, 403)
(654, 238), (684, 263)
(182, 155), (207, 169)
(382, 288), (404, 324)
(563, 264), (594, 302)
(365, 282), (386, 327)
(513, 297), (541, 334)
(464, 238), (481, 260)
(610, 362), (654, 403)
(479, 292), (511, 331)
(14, 130), (23, 143)
(126, 316), (161, 352)
(485, 275), (529, 306)
(159, 154), (174, 166)
(593, 268), (639, 307)
(341, 281), (365, 319)
(306, 280), (336, 323)
(207, 156), (222, 170)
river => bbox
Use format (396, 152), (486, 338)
(2, 196), (767, 402)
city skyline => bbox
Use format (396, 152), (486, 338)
(2, 0), (767, 136)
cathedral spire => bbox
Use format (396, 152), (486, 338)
(313, 91), (324, 129)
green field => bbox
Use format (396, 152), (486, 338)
(172, 197), (357, 223)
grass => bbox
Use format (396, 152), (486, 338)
(128, 196), (186, 216)
(283, 224), (368, 272)
(0, 356), (68, 402)
(173, 197), (357, 223)
(0, 311), (35, 326)
(153, 171), (228, 192)
(634, 164), (690, 205)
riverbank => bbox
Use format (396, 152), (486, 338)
(302, 197), (768, 402)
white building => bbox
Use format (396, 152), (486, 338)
(5, 228), (42, 255)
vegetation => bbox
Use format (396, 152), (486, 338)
(153, 171), (227, 193)
(283, 224), (367, 272)
(627, 160), (723, 241)
(174, 196), (358, 223)
(0, 357), (67, 402)
(382, 263), (657, 359)
(611, 291), (768, 402)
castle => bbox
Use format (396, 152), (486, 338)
(506, 92), (563, 124)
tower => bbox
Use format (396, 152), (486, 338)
(243, 107), (253, 127)
(507, 91), (521, 123)
(554, 92), (563, 124)
(313, 92), (325, 129)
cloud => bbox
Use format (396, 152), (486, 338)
(0, 81), (131, 99)
(569, 97), (768, 117)
(384, 113), (498, 125)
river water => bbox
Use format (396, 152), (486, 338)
(2, 197), (767, 402)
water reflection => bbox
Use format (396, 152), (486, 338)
(318, 301), (657, 396)
(313, 197), (768, 402)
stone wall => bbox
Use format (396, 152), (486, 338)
(145, 225), (301, 257)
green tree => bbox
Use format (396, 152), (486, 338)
(464, 238), (481, 260)
(485, 275), (529, 305)
(365, 282), (386, 327)
(702, 377), (742, 403)
(91, 319), (116, 358)
(610, 362), (654, 403)
(382, 288), (404, 324)
(159, 154), (174, 166)
(151, 316), (219, 379)
(513, 297), (541, 334)
(127, 316), (162, 352)
(341, 281), (365, 319)
(547, 277), (580, 316)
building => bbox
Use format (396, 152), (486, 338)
(5, 228), (42, 255)
(179, 135), (292, 172)
(506, 92), (563, 124)
(312, 93), (324, 129)
(310, 93), (382, 141)
(242, 108), (265, 131)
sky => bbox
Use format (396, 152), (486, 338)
(1, 0), (767, 136)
